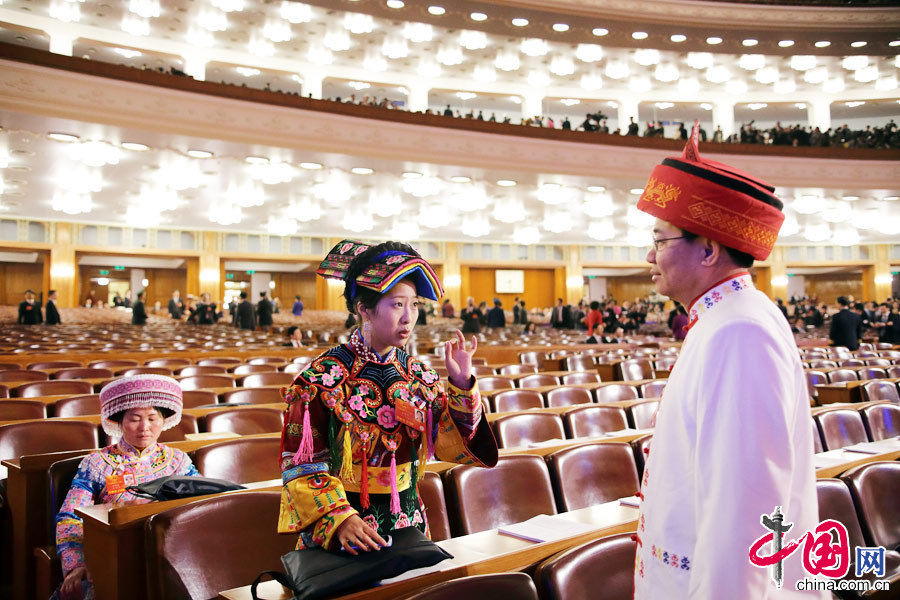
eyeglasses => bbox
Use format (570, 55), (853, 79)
(651, 235), (688, 251)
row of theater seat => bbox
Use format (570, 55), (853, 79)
(814, 403), (900, 451)
(486, 382), (663, 411)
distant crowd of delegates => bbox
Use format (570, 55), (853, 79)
(780, 295), (900, 345)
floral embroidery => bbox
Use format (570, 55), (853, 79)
(376, 405), (397, 428)
(394, 512), (411, 528)
(411, 509), (424, 526)
(647, 544), (690, 571)
(363, 514), (379, 532)
(687, 273), (754, 330)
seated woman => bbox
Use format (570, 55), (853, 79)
(279, 240), (498, 554)
(54, 375), (199, 600)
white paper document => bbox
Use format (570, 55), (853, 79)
(497, 514), (598, 543)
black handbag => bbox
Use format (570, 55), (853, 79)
(126, 475), (245, 501)
(251, 526), (453, 600)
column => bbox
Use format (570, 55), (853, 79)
(49, 223), (77, 307)
(565, 246), (584, 305)
(522, 92), (543, 121)
(198, 232), (222, 301)
(616, 97), (639, 133)
(407, 83), (429, 113)
(766, 247), (788, 301)
(48, 31), (74, 56)
(869, 243), (892, 301)
(303, 70), (324, 100)
(807, 97), (831, 133)
(251, 272), (271, 302)
(442, 242), (462, 309)
(713, 100), (735, 139)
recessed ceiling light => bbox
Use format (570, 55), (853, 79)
(497, 179), (516, 187)
(778, 40), (795, 48)
(236, 66), (260, 77)
(351, 167), (374, 175)
(427, 6), (445, 15)
(592, 28), (608, 37)
(450, 175), (471, 183)
(631, 31), (648, 40)
(882, 196), (898, 201)
(850, 41), (867, 48)
(586, 186), (605, 192)
(670, 34), (686, 43)
(890, 41), (900, 47)
(511, 18), (529, 27)
(470, 12), (487, 21)
(742, 39), (758, 47)
(300, 162), (322, 169)
(552, 23), (569, 32)
(700, 103), (713, 110)
(187, 149), (213, 158)
(845, 101), (865, 108)
(48, 132), (79, 142)
(122, 142), (149, 151)
(629, 188), (644, 195)
(386, 0), (404, 8)
(245, 155), (269, 164)
(706, 37), (723, 45)
(842, 196), (859, 201)
(402, 171), (422, 179)
(814, 41), (831, 48)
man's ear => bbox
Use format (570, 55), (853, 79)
(700, 239), (720, 266)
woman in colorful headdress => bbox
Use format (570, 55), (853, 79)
(278, 240), (498, 554)
(54, 375), (199, 600)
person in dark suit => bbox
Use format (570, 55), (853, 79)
(512, 297), (522, 324)
(550, 298), (567, 329)
(167, 290), (184, 319)
(131, 291), (148, 325)
(18, 289), (43, 324)
(45, 289), (61, 325)
(486, 298), (506, 328)
(235, 291), (256, 330)
(257, 291), (273, 329)
(197, 293), (218, 324)
(829, 296), (862, 350)
(282, 325), (304, 348)
(460, 297), (481, 334)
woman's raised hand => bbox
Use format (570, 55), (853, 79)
(445, 329), (477, 390)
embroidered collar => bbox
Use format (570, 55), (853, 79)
(348, 329), (397, 364)
(686, 272), (754, 331)
(116, 439), (160, 459)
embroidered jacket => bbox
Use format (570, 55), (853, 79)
(279, 331), (498, 549)
(633, 274), (823, 599)
(55, 441), (199, 574)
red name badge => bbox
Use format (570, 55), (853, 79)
(395, 399), (425, 432)
(105, 472), (136, 495)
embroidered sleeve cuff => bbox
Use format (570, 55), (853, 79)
(312, 504), (358, 550)
(445, 379), (483, 434)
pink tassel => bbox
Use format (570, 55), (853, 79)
(426, 406), (434, 460)
(292, 402), (314, 464)
(360, 441), (370, 509)
(389, 451), (401, 515)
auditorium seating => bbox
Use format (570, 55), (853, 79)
(418, 471), (452, 542)
(627, 400), (659, 429)
(815, 409), (869, 450)
(827, 369), (859, 383)
(88, 360), (140, 370)
(561, 372), (600, 385)
(653, 356), (677, 371)
(192, 437), (281, 484)
(178, 375), (235, 391)
(156, 414), (199, 443)
(491, 390), (544, 413)
(26, 361), (81, 371)
(0, 363), (17, 371)
(53, 394), (101, 417)
(546, 442), (640, 512)
(563, 406), (629, 439)
(491, 413), (565, 448)
(594, 384), (640, 403)
(499, 364), (538, 376)
(181, 390), (218, 409)
(0, 384), (8, 398)
(146, 358), (191, 369)
(811, 419), (824, 454)
(858, 367), (887, 380)
(282, 363), (305, 374)
(618, 359), (651, 381)
(805, 371), (828, 400)
(197, 357), (242, 368)
(220, 387), (284, 405)
(477, 377), (515, 392)
(12, 380), (93, 398)
(0, 370), (48, 383)
(120, 367), (175, 377)
(203, 407), (283, 435)
(231, 364), (274, 376)
(176, 365), (227, 377)
(0, 400), (47, 421)
(814, 479), (900, 599)
(518, 351), (546, 366)
(239, 372), (293, 388)
(840, 461), (900, 550)
(518, 374), (560, 388)
(444, 455), (556, 536)
(247, 356), (286, 366)
(631, 434), (653, 477)
(639, 381), (666, 399)
(0, 420), (98, 464)
(546, 386), (593, 408)
(144, 490), (296, 600)
(888, 366), (900, 378)
(51, 367), (113, 380)
(859, 403), (900, 441)
(535, 532), (637, 600)
(406, 573), (539, 600)
(565, 355), (596, 372)
(471, 365), (497, 377)
(861, 381), (900, 403)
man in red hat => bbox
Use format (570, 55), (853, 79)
(633, 124), (824, 599)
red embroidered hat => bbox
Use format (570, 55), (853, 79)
(637, 122), (784, 260)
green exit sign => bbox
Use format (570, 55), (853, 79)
(246, 270), (255, 274)
(99, 269), (109, 275)
(114, 266), (125, 271)
(226, 273), (234, 279)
